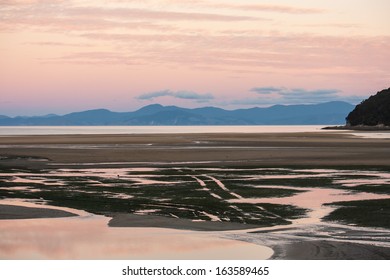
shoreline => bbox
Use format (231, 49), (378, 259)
(322, 125), (390, 131)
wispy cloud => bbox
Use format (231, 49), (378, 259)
(279, 88), (340, 96)
(137, 90), (214, 102)
(25, 41), (93, 47)
(0, 0), (62, 5)
(155, 0), (324, 15)
(253, 86), (340, 95)
(0, 2), (259, 25)
(216, 3), (324, 14)
(67, 6), (259, 22)
(250, 87), (285, 94)
(75, 33), (390, 72)
(43, 51), (143, 65)
(2, 0), (389, 75)
(248, 86), (346, 104)
(223, 94), (364, 107)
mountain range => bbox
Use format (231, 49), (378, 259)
(0, 101), (354, 125)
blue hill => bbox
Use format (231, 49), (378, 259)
(0, 101), (354, 125)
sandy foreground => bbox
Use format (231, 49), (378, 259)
(0, 131), (390, 259)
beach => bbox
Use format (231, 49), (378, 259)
(1, 131), (390, 166)
(0, 130), (390, 259)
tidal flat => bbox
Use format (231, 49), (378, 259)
(0, 131), (390, 259)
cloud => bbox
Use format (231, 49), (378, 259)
(249, 86), (344, 104)
(75, 32), (390, 73)
(137, 90), (170, 100)
(217, 3), (324, 14)
(137, 90), (214, 102)
(38, 51), (144, 66)
(0, 2), (261, 34)
(252, 86), (340, 96)
(250, 87), (285, 94)
(172, 91), (214, 100)
(25, 41), (93, 47)
(2, 0), (389, 75)
(279, 88), (340, 97)
(67, 7), (259, 22)
(0, 0), (63, 5)
(2, 0), (389, 92)
(156, 1), (324, 15)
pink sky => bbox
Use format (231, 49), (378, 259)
(1, 0), (389, 116)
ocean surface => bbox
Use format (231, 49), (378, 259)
(0, 125), (326, 135)
(0, 125), (389, 138)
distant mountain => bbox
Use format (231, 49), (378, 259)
(0, 101), (354, 126)
(346, 88), (390, 127)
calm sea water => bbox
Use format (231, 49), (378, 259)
(0, 125), (326, 135)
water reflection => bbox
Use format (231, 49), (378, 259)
(229, 188), (390, 225)
(0, 215), (272, 260)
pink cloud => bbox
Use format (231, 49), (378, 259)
(155, 0), (324, 14)
(214, 3), (325, 14)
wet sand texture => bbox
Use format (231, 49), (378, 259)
(273, 240), (390, 260)
(0, 132), (390, 166)
(109, 213), (259, 231)
(0, 204), (77, 219)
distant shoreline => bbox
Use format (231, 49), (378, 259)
(322, 125), (390, 131)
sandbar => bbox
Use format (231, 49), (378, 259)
(109, 213), (260, 231)
(0, 204), (77, 219)
(0, 132), (389, 167)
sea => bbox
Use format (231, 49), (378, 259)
(0, 125), (328, 135)
(0, 125), (389, 138)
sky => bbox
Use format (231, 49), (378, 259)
(1, 0), (389, 116)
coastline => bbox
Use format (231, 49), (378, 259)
(322, 125), (390, 131)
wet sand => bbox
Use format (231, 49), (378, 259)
(244, 222), (390, 260)
(0, 204), (77, 219)
(0, 132), (390, 167)
(1, 131), (390, 259)
(109, 213), (260, 231)
(274, 240), (390, 260)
